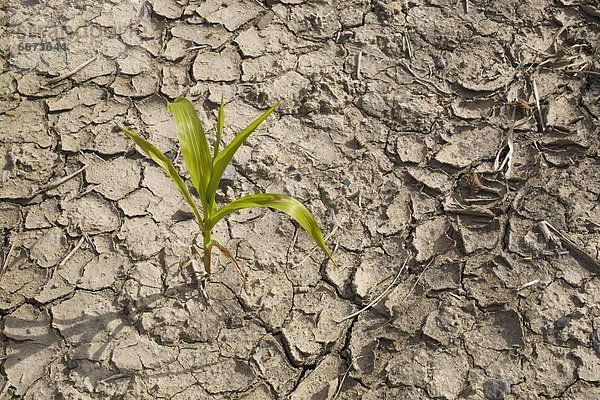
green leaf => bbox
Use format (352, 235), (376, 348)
(116, 122), (204, 228)
(214, 95), (224, 160)
(206, 193), (333, 261)
(167, 97), (212, 206)
(206, 103), (279, 213)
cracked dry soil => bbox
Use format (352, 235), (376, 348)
(1, 0), (600, 399)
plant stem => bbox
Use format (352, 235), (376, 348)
(202, 230), (212, 275)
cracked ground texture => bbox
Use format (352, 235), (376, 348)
(1, 0), (599, 399)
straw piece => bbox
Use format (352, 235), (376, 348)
(335, 258), (409, 323)
(47, 57), (97, 85)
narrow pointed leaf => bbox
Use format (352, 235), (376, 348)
(214, 95), (224, 159)
(206, 103), (279, 212)
(116, 122), (203, 227)
(207, 193), (333, 261)
(167, 97), (212, 205)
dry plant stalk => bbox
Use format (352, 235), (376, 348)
(538, 220), (600, 271)
(335, 257), (409, 323)
(494, 106), (517, 177)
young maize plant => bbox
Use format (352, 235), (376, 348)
(116, 97), (333, 296)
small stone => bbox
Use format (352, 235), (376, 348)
(164, 150), (177, 161)
(67, 360), (79, 370)
(555, 316), (571, 330)
(219, 164), (236, 187)
(434, 54), (446, 69)
(484, 378), (511, 400)
(342, 177), (351, 187)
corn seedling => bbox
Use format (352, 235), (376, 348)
(116, 97), (333, 296)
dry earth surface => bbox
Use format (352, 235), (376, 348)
(1, 0), (600, 399)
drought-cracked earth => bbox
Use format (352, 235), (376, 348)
(1, 0), (599, 399)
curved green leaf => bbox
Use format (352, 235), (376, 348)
(116, 122), (203, 228)
(167, 97), (212, 206)
(214, 95), (224, 159)
(206, 103), (279, 213)
(206, 193), (333, 261)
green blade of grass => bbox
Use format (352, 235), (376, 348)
(206, 193), (333, 261)
(206, 103), (279, 213)
(214, 95), (224, 160)
(116, 122), (203, 228)
(167, 97), (212, 206)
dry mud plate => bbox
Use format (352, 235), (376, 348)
(1, 0), (600, 399)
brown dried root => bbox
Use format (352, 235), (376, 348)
(183, 245), (209, 303)
(211, 240), (247, 293)
(180, 240), (249, 303)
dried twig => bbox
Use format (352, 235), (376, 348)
(0, 353), (16, 361)
(403, 32), (413, 59)
(517, 279), (540, 291)
(186, 45), (209, 52)
(532, 78), (545, 132)
(494, 107), (516, 177)
(0, 379), (10, 399)
(335, 258), (409, 323)
(99, 373), (130, 383)
(47, 57), (97, 85)
(333, 356), (362, 399)
(1, 241), (14, 279)
(551, 21), (573, 48)
(355, 52), (362, 80)
(538, 221), (561, 248)
(33, 165), (87, 198)
(254, 0), (267, 9)
(539, 220), (600, 271)
(399, 61), (453, 95)
(373, 257), (435, 330)
(565, 69), (600, 76)
(444, 198), (495, 218)
(292, 218), (344, 269)
(53, 237), (85, 276)
(400, 257), (433, 302)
